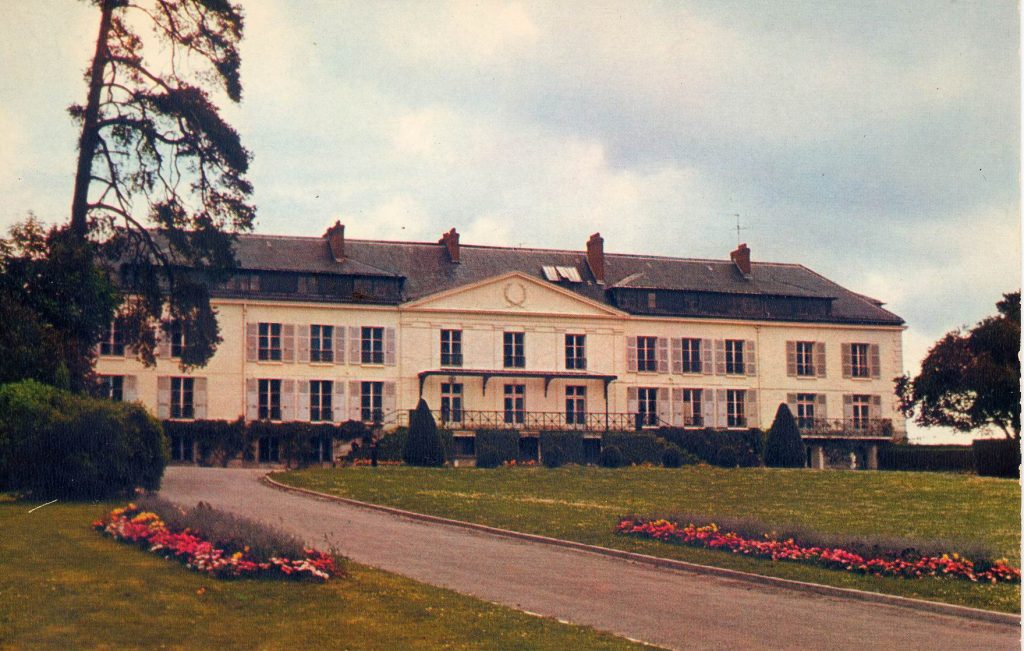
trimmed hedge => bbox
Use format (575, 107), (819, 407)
(972, 438), (1020, 478)
(878, 444), (974, 473)
(539, 431), (586, 466)
(403, 399), (445, 467)
(0, 380), (166, 499)
(599, 445), (624, 468)
(601, 431), (664, 465)
(764, 404), (805, 468)
(350, 427), (454, 463)
(475, 430), (520, 464)
(655, 427), (763, 467)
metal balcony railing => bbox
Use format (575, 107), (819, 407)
(395, 409), (670, 432)
(797, 418), (894, 439)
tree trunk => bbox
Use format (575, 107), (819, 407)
(69, 0), (116, 239)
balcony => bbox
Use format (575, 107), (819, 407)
(396, 409), (668, 432)
(797, 418), (894, 440)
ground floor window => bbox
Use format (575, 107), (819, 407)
(726, 389), (746, 428)
(441, 382), (463, 423)
(681, 388), (702, 427)
(361, 381), (383, 422)
(310, 380), (333, 422)
(306, 436), (332, 464)
(504, 384), (525, 424)
(638, 387), (658, 427)
(258, 436), (280, 463)
(565, 386), (586, 425)
(258, 379), (282, 421)
(169, 435), (193, 462)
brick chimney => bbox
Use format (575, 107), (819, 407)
(586, 232), (605, 284)
(731, 242), (752, 278)
(439, 228), (460, 263)
(324, 220), (345, 261)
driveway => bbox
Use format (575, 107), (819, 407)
(159, 467), (1019, 651)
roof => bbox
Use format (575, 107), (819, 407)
(224, 233), (904, 326)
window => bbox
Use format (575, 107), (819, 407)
(168, 322), (187, 358)
(99, 320), (125, 356)
(726, 389), (746, 428)
(796, 342), (815, 377)
(637, 336), (658, 372)
(503, 332), (525, 368)
(170, 377), (194, 419)
(441, 329), (463, 367)
(637, 387), (659, 426)
(361, 381), (383, 422)
(565, 334), (586, 370)
(169, 435), (193, 462)
(796, 393), (816, 429)
(310, 380), (333, 422)
(99, 375), (123, 402)
(565, 386), (586, 425)
(306, 435), (332, 464)
(361, 327), (384, 364)
(258, 436), (279, 463)
(851, 394), (871, 430)
(850, 343), (870, 378)
(258, 379), (281, 421)
(681, 339), (702, 373)
(503, 384), (525, 424)
(725, 340), (745, 375)
(681, 389), (702, 427)
(441, 383), (463, 423)
(258, 323), (282, 361)
(310, 325), (334, 363)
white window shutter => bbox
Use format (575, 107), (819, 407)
(348, 327), (360, 365)
(334, 326), (346, 365)
(332, 381), (346, 422)
(656, 387), (669, 423)
(385, 327), (397, 366)
(745, 390), (758, 428)
(701, 390), (714, 427)
(701, 339), (713, 375)
(348, 380), (361, 421)
(297, 325), (310, 363)
(245, 378), (258, 421)
(123, 375), (138, 402)
(670, 338), (682, 374)
(193, 378), (207, 419)
(815, 342), (827, 377)
(157, 327), (171, 358)
(281, 325), (295, 363)
(626, 386), (638, 415)
(841, 343), (852, 378)
(671, 388), (684, 426)
(786, 341), (796, 377)
(870, 344), (881, 379)
(714, 340), (726, 375)
(871, 394), (882, 417)
(383, 382), (397, 423)
(715, 389), (728, 428)
(656, 338), (669, 373)
(627, 337), (638, 372)
(816, 393), (828, 420)
(843, 394), (853, 422)
(157, 376), (170, 420)
(745, 340), (757, 376)
(245, 323), (258, 361)
(281, 379), (296, 421)
(297, 380), (310, 421)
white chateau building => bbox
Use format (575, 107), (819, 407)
(95, 223), (906, 468)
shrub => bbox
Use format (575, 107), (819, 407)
(715, 445), (738, 468)
(542, 446), (565, 468)
(972, 438), (1020, 478)
(476, 449), (505, 469)
(654, 427), (763, 467)
(475, 430), (520, 464)
(164, 419), (247, 467)
(878, 444), (974, 473)
(601, 432), (663, 465)
(540, 431), (585, 466)
(402, 399), (445, 467)
(0, 380), (166, 499)
(600, 445), (624, 468)
(662, 443), (697, 468)
(764, 403), (805, 468)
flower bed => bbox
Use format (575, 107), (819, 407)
(615, 516), (1020, 584)
(94, 504), (337, 581)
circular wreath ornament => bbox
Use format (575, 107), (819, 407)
(503, 281), (527, 306)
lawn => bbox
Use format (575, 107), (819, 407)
(0, 499), (643, 650)
(276, 465), (1021, 613)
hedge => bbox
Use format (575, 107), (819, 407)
(163, 419), (246, 467)
(878, 444), (974, 473)
(539, 431), (586, 466)
(475, 430), (520, 464)
(654, 427), (763, 467)
(601, 431), (664, 465)
(972, 438), (1021, 478)
(350, 427), (455, 463)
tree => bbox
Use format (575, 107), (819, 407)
(402, 400), (445, 467)
(896, 292), (1021, 441)
(67, 0), (255, 370)
(764, 403), (805, 468)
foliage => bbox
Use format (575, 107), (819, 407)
(402, 399), (445, 467)
(654, 427), (763, 467)
(475, 449), (505, 469)
(764, 404), (805, 468)
(601, 432), (663, 465)
(542, 446), (565, 468)
(972, 439), (1021, 479)
(66, 0), (256, 368)
(475, 430), (520, 465)
(0, 380), (166, 499)
(661, 444), (698, 468)
(878, 445), (974, 473)
(539, 431), (585, 466)
(897, 292), (1021, 441)
(599, 445), (624, 468)
(163, 418), (245, 467)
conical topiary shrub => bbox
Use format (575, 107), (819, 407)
(764, 403), (805, 468)
(402, 399), (445, 467)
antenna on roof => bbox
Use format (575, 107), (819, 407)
(728, 213), (746, 246)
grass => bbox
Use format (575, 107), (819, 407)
(277, 465), (1021, 613)
(0, 500), (644, 650)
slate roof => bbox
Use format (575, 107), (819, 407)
(226, 233), (904, 326)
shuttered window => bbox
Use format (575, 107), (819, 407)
(637, 387), (659, 426)
(726, 389), (746, 428)
(310, 380), (332, 422)
(258, 323), (282, 361)
(681, 339), (701, 373)
(362, 327), (385, 364)
(361, 381), (384, 422)
(725, 340), (745, 375)
(637, 337), (658, 372)
(310, 325), (334, 362)
(170, 377), (194, 419)
(681, 388), (702, 427)
(258, 379), (282, 421)
(850, 343), (870, 378)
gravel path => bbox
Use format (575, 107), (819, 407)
(159, 467), (1020, 651)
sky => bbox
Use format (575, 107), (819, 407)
(1, 1), (1019, 442)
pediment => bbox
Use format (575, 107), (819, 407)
(403, 272), (623, 317)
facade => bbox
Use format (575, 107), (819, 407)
(95, 224), (906, 467)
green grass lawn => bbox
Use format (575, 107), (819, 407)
(277, 465), (1021, 613)
(0, 499), (643, 650)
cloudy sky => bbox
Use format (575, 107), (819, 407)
(1, 1), (1019, 441)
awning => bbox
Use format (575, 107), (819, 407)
(417, 369), (618, 397)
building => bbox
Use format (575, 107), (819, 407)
(95, 223), (906, 468)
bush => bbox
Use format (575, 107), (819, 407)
(540, 431), (585, 466)
(655, 427), (763, 467)
(764, 404), (805, 468)
(476, 449), (505, 469)
(475, 430), (520, 465)
(402, 399), (445, 467)
(542, 446), (565, 468)
(600, 445), (624, 468)
(661, 443), (698, 468)
(601, 432), (663, 465)
(163, 419), (247, 467)
(0, 380), (166, 499)
(878, 444), (974, 473)
(972, 438), (1020, 478)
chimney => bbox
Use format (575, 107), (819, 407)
(731, 242), (752, 278)
(324, 220), (345, 261)
(586, 232), (605, 284)
(439, 227), (460, 263)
